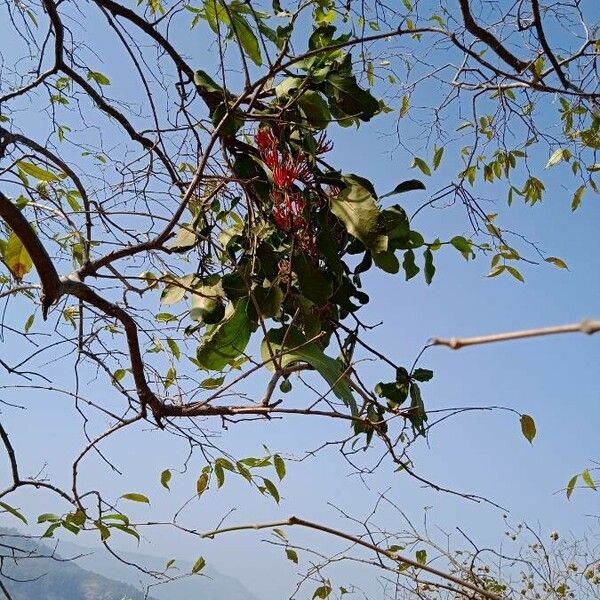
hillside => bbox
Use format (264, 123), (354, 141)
(0, 528), (260, 600)
(0, 530), (155, 600)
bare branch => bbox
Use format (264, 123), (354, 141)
(431, 318), (600, 350)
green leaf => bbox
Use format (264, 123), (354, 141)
(402, 250), (419, 280)
(120, 493), (150, 504)
(61, 520), (80, 535)
(101, 513), (130, 525)
(161, 274), (192, 305)
(372, 250), (399, 274)
(66, 190), (82, 212)
(582, 469), (597, 491)
(274, 454), (286, 480)
(113, 368), (126, 383)
(380, 179), (425, 199)
(313, 585), (332, 599)
(230, 13), (262, 66)
(200, 376), (225, 389)
(408, 382), (427, 435)
(423, 248), (435, 284)
(275, 76), (303, 100)
(253, 284), (283, 319)
(167, 337), (181, 360)
(196, 300), (253, 371)
(196, 472), (209, 496)
(545, 256), (568, 269)
(215, 457), (236, 472)
(86, 70), (111, 85)
(67, 508), (86, 527)
(487, 265), (505, 277)
(214, 463), (225, 488)
(261, 328), (356, 413)
(286, 548), (299, 563)
(571, 185), (585, 211)
(450, 236), (472, 256)
(415, 549), (427, 565)
(566, 474), (578, 499)
(194, 69), (224, 94)
(411, 157), (431, 176)
(520, 414), (536, 443)
(262, 477), (280, 503)
(412, 368), (433, 382)
(42, 522), (61, 538)
(192, 556), (206, 574)
(191, 298), (225, 325)
(432, 146), (444, 170)
(298, 91), (331, 129)
(366, 61), (374, 86)
(37, 513), (60, 523)
(24, 313), (35, 333)
(546, 148), (570, 168)
(506, 265), (525, 283)
(399, 95), (410, 118)
(169, 224), (198, 252)
(324, 68), (379, 122)
(164, 366), (176, 389)
(17, 160), (60, 182)
(97, 523), (111, 541)
(191, 281), (226, 325)
(331, 180), (387, 253)
(160, 469), (172, 490)
(295, 254), (333, 303)
(0, 501), (28, 524)
(3, 231), (33, 281)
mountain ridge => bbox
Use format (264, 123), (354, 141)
(0, 527), (260, 600)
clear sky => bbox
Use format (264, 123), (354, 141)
(1, 2), (599, 598)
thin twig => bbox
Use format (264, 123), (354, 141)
(431, 318), (600, 350)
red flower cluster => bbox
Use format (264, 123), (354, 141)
(254, 127), (333, 253)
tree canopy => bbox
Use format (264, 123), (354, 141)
(0, 1), (599, 599)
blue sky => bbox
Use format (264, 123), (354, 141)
(1, 1), (599, 598)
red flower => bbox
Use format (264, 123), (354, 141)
(255, 127), (277, 152)
(255, 127), (279, 169)
(272, 153), (314, 189)
(273, 159), (297, 189)
(315, 133), (333, 155)
(272, 190), (306, 231)
(255, 127), (315, 188)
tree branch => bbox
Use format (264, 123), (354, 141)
(430, 318), (600, 350)
(0, 191), (61, 317)
(458, 0), (529, 73)
(530, 0), (570, 90)
(198, 515), (506, 600)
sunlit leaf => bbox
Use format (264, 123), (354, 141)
(0, 501), (27, 524)
(120, 493), (150, 504)
(160, 469), (172, 490)
(566, 474), (578, 499)
(520, 414), (536, 443)
(3, 231), (33, 281)
(274, 454), (286, 480)
(582, 469), (597, 491)
(196, 472), (209, 496)
(192, 556), (206, 574)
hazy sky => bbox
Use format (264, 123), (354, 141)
(1, 2), (599, 598)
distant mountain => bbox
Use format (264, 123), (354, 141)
(0, 529), (156, 600)
(57, 539), (261, 600)
(0, 528), (260, 600)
